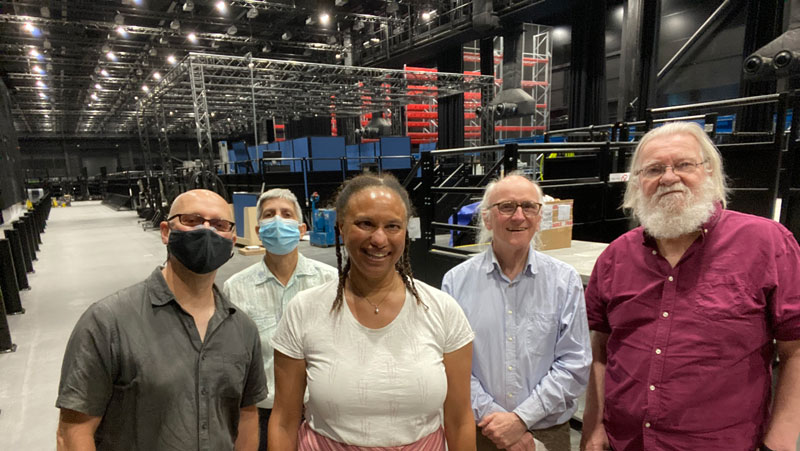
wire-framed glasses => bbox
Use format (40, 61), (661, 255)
(634, 160), (708, 179)
(167, 213), (235, 232)
(491, 201), (543, 217)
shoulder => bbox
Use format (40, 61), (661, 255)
(289, 279), (339, 312)
(223, 261), (264, 288)
(303, 256), (338, 278)
(533, 250), (580, 279)
(443, 252), (485, 281)
(720, 209), (793, 240)
(412, 279), (463, 313)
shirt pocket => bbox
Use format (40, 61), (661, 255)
(691, 274), (760, 322)
(524, 313), (559, 357)
(250, 313), (279, 347)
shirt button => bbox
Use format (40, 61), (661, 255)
(645, 422), (651, 428)
(667, 276), (674, 282)
(508, 393), (513, 398)
(704, 228), (708, 233)
(507, 337), (513, 342)
(662, 312), (669, 318)
(200, 387), (208, 395)
(508, 310), (512, 315)
(655, 349), (662, 355)
(201, 422), (208, 430)
(649, 385), (656, 391)
(651, 250), (657, 255)
(508, 365), (513, 371)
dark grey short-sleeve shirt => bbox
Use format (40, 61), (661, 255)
(56, 267), (268, 451)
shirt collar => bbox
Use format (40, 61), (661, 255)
(641, 201), (724, 247)
(255, 252), (314, 285)
(147, 266), (236, 314)
(482, 244), (539, 277)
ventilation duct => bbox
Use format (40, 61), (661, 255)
(479, 27), (537, 120)
(473, 0), (500, 33)
(743, 0), (800, 80)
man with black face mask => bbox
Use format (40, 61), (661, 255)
(56, 189), (267, 451)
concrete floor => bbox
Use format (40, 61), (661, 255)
(0, 201), (795, 451)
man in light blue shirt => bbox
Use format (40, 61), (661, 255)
(442, 173), (591, 451)
(223, 188), (337, 451)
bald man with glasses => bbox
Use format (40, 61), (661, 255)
(56, 189), (267, 451)
(442, 173), (591, 451)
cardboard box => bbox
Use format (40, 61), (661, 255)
(235, 206), (262, 247)
(539, 199), (573, 250)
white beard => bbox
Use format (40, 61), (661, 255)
(633, 178), (716, 239)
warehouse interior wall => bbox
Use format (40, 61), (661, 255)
(0, 79), (24, 212)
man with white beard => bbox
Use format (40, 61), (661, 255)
(580, 122), (800, 451)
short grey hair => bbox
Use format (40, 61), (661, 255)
(256, 188), (303, 223)
(623, 122), (729, 210)
(475, 171), (544, 245)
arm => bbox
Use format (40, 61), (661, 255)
(443, 343), (477, 451)
(763, 339), (800, 451)
(513, 272), (592, 429)
(235, 405), (259, 451)
(580, 332), (610, 451)
(56, 409), (101, 451)
(267, 351), (306, 451)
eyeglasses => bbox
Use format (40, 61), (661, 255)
(491, 200), (542, 217)
(634, 160), (707, 179)
(168, 213), (235, 232)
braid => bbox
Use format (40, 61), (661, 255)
(332, 225), (350, 313)
(396, 233), (425, 307)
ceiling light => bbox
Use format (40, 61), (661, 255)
(136, 68), (143, 76)
(246, 7), (258, 19)
(116, 26), (128, 37)
(43, 39), (52, 49)
(187, 33), (197, 43)
(149, 48), (158, 57)
(261, 43), (271, 52)
(282, 32), (292, 40)
(101, 69), (109, 76)
(170, 20), (180, 30)
(215, 1), (226, 13)
(102, 44), (111, 53)
(142, 85), (149, 92)
(167, 54), (177, 64)
(39, 92), (47, 98)
(159, 35), (169, 44)
(46, 62), (52, 71)
(335, 53), (342, 59)
(114, 13), (124, 25)
(29, 49), (39, 57)
(36, 80), (44, 87)
(23, 22), (35, 33)
(422, 10), (435, 21)
(370, 37), (380, 44)
(227, 25), (237, 35)
(153, 72), (161, 80)
(91, 93), (99, 100)
(319, 13), (330, 24)
(95, 83), (102, 90)
(106, 51), (116, 60)
(182, 1), (194, 12)
(33, 65), (43, 73)
(41, 6), (50, 17)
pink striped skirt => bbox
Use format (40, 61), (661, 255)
(297, 421), (446, 451)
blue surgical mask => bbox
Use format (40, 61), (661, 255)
(259, 217), (301, 255)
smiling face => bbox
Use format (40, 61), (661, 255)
(340, 187), (407, 282)
(484, 175), (542, 253)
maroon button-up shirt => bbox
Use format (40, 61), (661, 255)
(585, 205), (800, 451)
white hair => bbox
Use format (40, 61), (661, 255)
(623, 121), (729, 212)
(256, 188), (303, 223)
(475, 171), (544, 246)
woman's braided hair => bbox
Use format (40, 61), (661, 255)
(331, 172), (423, 312)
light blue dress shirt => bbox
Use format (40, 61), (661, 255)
(441, 246), (591, 430)
(223, 253), (337, 408)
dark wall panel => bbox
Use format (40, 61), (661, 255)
(0, 80), (24, 210)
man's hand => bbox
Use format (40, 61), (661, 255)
(506, 431), (537, 451)
(579, 423), (610, 451)
(478, 411), (528, 449)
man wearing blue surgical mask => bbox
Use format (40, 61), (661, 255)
(223, 188), (337, 451)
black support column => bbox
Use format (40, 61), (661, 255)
(618, 0), (661, 121)
(569, 0), (608, 128)
(3, 229), (29, 290)
(0, 239), (24, 315)
(437, 44), (465, 150)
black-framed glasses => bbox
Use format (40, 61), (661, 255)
(491, 200), (542, 217)
(168, 214), (235, 232)
(635, 160), (707, 179)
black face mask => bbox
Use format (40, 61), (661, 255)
(167, 227), (234, 274)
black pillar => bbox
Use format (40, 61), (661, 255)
(0, 239), (24, 315)
(4, 229), (30, 290)
(618, 0), (661, 121)
(569, 0), (608, 128)
(12, 221), (34, 273)
(22, 216), (38, 258)
(437, 44), (465, 150)
(0, 288), (17, 353)
(738, 0), (783, 132)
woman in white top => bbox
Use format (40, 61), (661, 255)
(268, 173), (476, 450)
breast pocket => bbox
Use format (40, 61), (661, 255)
(524, 313), (559, 357)
(692, 274), (761, 322)
(250, 313), (279, 348)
